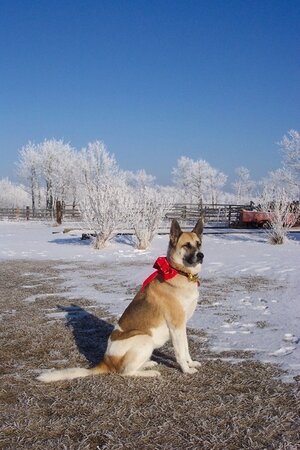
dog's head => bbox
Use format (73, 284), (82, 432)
(167, 218), (204, 274)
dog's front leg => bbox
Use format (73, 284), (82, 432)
(184, 335), (202, 369)
(169, 325), (198, 374)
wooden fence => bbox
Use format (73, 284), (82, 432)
(0, 205), (81, 222)
(0, 203), (249, 227)
(165, 203), (247, 226)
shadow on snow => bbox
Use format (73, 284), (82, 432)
(49, 237), (92, 246)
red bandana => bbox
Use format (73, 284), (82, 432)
(142, 256), (200, 290)
(142, 257), (178, 290)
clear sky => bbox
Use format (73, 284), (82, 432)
(0, 0), (299, 185)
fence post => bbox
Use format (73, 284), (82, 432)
(228, 205), (232, 227)
(26, 206), (30, 221)
(56, 201), (63, 225)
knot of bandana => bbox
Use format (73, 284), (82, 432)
(141, 256), (181, 290)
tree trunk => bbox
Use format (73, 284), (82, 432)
(46, 180), (53, 210)
(136, 236), (149, 250)
(56, 200), (63, 225)
(94, 233), (108, 249)
(31, 186), (35, 216)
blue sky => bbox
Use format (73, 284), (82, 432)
(0, 0), (299, 185)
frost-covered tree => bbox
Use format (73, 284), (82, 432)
(0, 178), (30, 207)
(189, 159), (211, 204)
(280, 129), (300, 174)
(125, 169), (155, 189)
(17, 139), (77, 212)
(260, 171), (298, 244)
(129, 171), (171, 250)
(232, 167), (256, 203)
(206, 168), (227, 205)
(78, 141), (132, 249)
(79, 178), (132, 249)
(278, 129), (300, 199)
(66, 151), (81, 211)
(39, 139), (75, 210)
(172, 157), (193, 201)
(172, 156), (226, 204)
(16, 141), (42, 212)
(262, 168), (298, 199)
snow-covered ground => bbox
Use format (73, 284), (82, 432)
(0, 221), (299, 381)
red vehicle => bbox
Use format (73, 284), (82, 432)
(240, 210), (297, 227)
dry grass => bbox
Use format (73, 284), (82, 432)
(200, 275), (283, 306)
(0, 260), (299, 450)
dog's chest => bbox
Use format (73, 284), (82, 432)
(177, 285), (199, 319)
(151, 323), (170, 348)
(150, 288), (199, 347)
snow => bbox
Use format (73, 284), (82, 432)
(0, 221), (299, 381)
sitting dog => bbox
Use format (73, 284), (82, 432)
(38, 218), (204, 382)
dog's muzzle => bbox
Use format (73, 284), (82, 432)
(185, 251), (204, 265)
(196, 252), (204, 264)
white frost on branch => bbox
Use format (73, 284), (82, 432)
(16, 142), (43, 211)
(260, 172), (298, 245)
(129, 185), (171, 249)
(78, 141), (132, 248)
(232, 167), (256, 204)
(278, 129), (300, 199)
(39, 139), (76, 210)
(172, 156), (227, 204)
(16, 139), (78, 211)
(0, 178), (30, 208)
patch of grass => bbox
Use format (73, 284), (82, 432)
(256, 320), (270, 329)
(200, 275), (283, 305)
(0, 260), (299, 450)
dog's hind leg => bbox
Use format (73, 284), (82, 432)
(121, 336), (160, 377)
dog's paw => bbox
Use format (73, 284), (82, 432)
(145, 370), (161, 377)
(143, 360), (158, 369)
(183, 367), (198, 375)
(188, 360), (202, 368)
(125, 369), (161, 378)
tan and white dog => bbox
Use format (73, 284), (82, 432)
(38, 219), (204, 382)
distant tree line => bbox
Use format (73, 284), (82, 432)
(0, 129), (299, 247)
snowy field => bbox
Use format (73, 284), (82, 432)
(0, 221), (299, 382)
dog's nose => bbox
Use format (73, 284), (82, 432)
(197, 252), (204, 263)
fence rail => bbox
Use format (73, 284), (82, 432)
(165, 203), (247, 225)
(0, 206), (81, 222)
(0, 203), (250, 227)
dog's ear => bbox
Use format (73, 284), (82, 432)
(192, 218), (203, 238)
(169, 219), (182, 247)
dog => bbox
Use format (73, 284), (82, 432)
(38, 218), (204, 382)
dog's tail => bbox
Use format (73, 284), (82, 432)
(37, 361), (110, 383)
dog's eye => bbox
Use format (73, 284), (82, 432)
(196, 241), (201, 248)
(183, 242), (192, 249)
